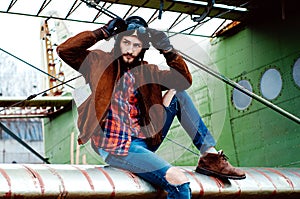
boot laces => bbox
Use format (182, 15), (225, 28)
(218, 150), (229, 161)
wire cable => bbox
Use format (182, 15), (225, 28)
(178, 50), (300, 125)
(80, 0), (119, 19)
(0, 75), (82, 113)
(0, 121), (50, 163)
(0, 48), (75, 89)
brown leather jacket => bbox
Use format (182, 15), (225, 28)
(56, 30), (192, 148)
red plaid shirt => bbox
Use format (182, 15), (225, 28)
(91, 71), (145, 156)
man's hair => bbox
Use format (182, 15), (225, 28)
(114, 16), (150, 61)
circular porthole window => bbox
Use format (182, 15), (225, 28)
(260, 68), (282, 100)
(232, 80), (252, 110)
(293, 58), (300, 88)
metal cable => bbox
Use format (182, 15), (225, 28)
(80, 0), (119, 19)
(0, 122), (50, 163)
(179, 50), (300, 125)
(0, 75), (82, 113)
(0, 48), (75, 89)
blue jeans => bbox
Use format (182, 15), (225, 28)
(159, 90), (216, 154)
(105, 138), (191, 198)
(103, 90), (215, 198)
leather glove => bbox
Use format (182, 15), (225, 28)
(102, 17), (126, 38)
(94, 17), (126, 40)
(148, 28), (173, 53)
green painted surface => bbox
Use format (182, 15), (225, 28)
(209, 18), (300, 167)
(44, 106), (105, 165)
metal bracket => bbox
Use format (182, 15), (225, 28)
(192, 0), (215, 22)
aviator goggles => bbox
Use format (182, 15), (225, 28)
(126, 23), (147, 35)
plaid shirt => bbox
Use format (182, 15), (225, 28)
(91, 71), (145, 156)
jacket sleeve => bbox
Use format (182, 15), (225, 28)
(158, 49), (192, 91)
(56, 31), (101, 72)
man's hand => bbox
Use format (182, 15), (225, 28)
(149, 28), (173, 53)
(102, 17), (126, 39)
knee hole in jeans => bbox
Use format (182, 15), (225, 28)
(165, 167), (189, 185)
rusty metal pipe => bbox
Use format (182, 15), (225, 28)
(0, 164), (299, 198)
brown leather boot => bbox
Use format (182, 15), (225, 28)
(196, 150), (246, 180)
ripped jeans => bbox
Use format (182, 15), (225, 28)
(103, 91), (216, 198)
(105, 138), (191, 198)
(158, 90), (216, 153)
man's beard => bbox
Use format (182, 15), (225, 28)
(120, 53), (140, 68)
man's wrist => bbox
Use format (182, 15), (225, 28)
(93, 28), (108, 41)
(163, 48), (178, 61)
(161, 47), (173, 54)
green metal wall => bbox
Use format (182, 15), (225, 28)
(44, 106), (105, 165)
(208, 18), (300, 167)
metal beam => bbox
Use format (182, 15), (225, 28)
(6, 0), (18, 12)
(0, 164), (299, 198)
(0, 96), (73, 107)
(0, 124), (50, 164)
(36, 0), (53, 16)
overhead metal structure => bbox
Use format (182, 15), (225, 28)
(0, 0), (251, 38)
(1, 0), (298, 38)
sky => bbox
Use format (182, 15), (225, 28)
(0, 12), (101, 68)
(0, 13), (42, 67)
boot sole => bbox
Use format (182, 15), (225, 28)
(196, 167), (246, 180)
